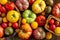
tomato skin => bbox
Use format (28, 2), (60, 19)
(49, 24), (56, 31)
(0, 27), (4, 38)
(0, 5), (6, 13)
(29, 0), (35, 5)
(36, 15), (46, 26)
(2, 22), (7, 29)
(49, 19), (54, 25)
(5, 2), (15, 11)
(12, 23), (18, 29)
(55, 21), (60, 27)
(52, 3), (60, 18)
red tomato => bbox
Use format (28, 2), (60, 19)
(0, 26), (4, 38)
(29, 0), (35, 5)
(13, 23), (18, 29)
(55, 21), (60, 27)
(2, 22), (7, 28)
(49, 19), (54, 25)
(49, 24), (56, 31)
(5, 2), (15, 11)
(0, 5), (6, 13)
(36, 15), (46, 26)
(52, 3), (60, 18)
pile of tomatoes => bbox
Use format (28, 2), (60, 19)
(0, 0), (20, 38)
(0, 0), (60, 40)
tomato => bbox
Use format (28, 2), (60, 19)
(29, 0), (35, 5)
(12, 23), (18, 29)
(36, 15), (46, 26)
(0, 5), (6, 13)
(52, 3), (60, 18)
(3, 17), (8, 22)
(8, 22), (12, 27)
(0, 27), (4, 38)
(5, 2), (15, 11)
(5, 27), (13, 35)
(49, 19), (54, 25)
(18, 23), (32, 39)
(55, 21), (60, 27)
(46, 32), (52, 39)
(2, 22), (7, 29)
(7, 10), (19, 23)
(31, 21), (38, 29)
(0, 0), (8, 5)
(49, 24), (56, 31)
(22, 19), (26, 24)
(54, 27), (60, 34)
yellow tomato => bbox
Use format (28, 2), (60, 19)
(31, 21), (38, 29)
(54, 27), (60, 34)
(22, 19), (26, 24)
(3, 17), (7, 22)
(8, 23), (12, 27)
(7, 10), (19, 23)
(32, 0), (46, 14)
(0, 0), (8, 5)
(46, 32), (52, 39)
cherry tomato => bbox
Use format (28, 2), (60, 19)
(49, 24), (56, 31)
(29, 0), (35, 5)
(2, 22), (7, 29)
(0, 5), (6, 13)
(49, 19), (54, 25)
(5, 2), (15, 11)
(55, 21), (60, 27)
(12, 23), (18, 29)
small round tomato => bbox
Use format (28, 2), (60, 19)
(22, 19), (26, 24)
(31, 21), (38, 29)
(8, 22), (12, 27)
(29, 0), (35, 5)
(54, 27), (60, 34)
(36, 15), (46, 26)
(3, 17), (8, 22)
(0, 27), (4, 38)
(49, 19), (54, 25)
(5, 2), (15, 11)
(55, 21), (60, 27)
(12, 23), (18, 29)
(46, 32), (52, 39)
(49, 24), (56, 31)
(2, 22), (7, 28)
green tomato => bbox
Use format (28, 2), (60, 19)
(45, 0), (53, 6)
(5, 27), (14, 36)
(45, 6), (52, 13)
(22, 10), (36, 23)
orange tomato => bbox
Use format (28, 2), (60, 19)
(0, 26), (4, 38)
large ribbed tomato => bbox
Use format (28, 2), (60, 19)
(52, 3), (60, 18)
(36, 15), (46, 26)
(7, 10), (19, 23)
